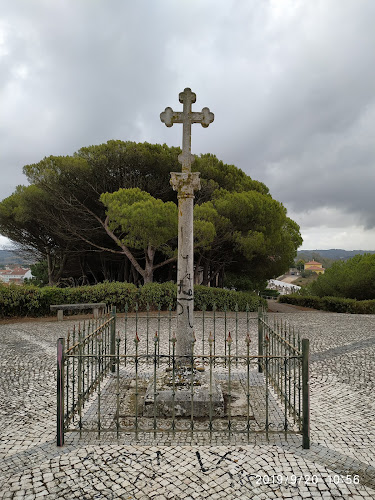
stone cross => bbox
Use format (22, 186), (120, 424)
(161, 88), (214, 172)
(161, 88), (214, 360)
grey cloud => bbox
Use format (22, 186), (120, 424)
(1, 0), (375, 248)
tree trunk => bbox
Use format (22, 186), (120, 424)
(131, 264), (139, 285)
(210, 267), (216, 287)
(46, 248), (54, 286)
(167, 262), (174, 281)
(79, 256), (89, 285)
(124, 257), (130, 282)
(54, 251), (69, 285)
(194, 254), (203, 285)
(85, 259), (98, 284)
(202, 259), (210, 286)
(218, 267), (224, 288)
(143, 246), (155, 284)
(210, 264), (224, 288)
(100, 254), (109, 281)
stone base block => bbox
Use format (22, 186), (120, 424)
(144, 368), (224, 418)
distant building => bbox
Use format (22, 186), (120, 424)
(304, 260), (325, 274)
(267, 279), (301, 295)
(0, 267), (32, 284)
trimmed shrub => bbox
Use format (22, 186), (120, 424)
(260, 289), (280, 298)
(135, 281), (177, 311)
(194, 285), (265, 311)
(0, 282), (265, 318)
(279, 294), (375, 314)
(279, 295), (323, 310)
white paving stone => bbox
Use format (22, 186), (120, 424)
(0, 311), (374, 498)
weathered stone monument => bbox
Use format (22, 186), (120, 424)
(144, 88), (223, 417)
(160, 88), (214, 361)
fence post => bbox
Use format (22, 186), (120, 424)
(258, 307), (263, 373)
(302, 338), (310, 449)
(57, 337), (65, 447)
(110, 306), (117, 373)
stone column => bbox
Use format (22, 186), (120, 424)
(170, 171), (201, 359)
(160, 88), (214, 361)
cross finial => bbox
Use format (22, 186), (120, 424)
(179, 88), (196, 105)
(160, 88), (214, 172)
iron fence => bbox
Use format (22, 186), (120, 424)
(57, 305), (310, 448)
(258, 308), (310, 449)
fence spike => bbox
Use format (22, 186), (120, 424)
(208, 331), (213, 345)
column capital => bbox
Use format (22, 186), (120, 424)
(170, 172), (201, 198)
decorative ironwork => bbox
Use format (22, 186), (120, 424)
(258, 307), (310, 448)
(57, 304), (310, 449)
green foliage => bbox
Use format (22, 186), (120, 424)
(0, 283), (45, 317)
(25, 260), (49, 286)
(279, 294), (375, 314)
(279, 295), (324, 310)
(194, 154), (269, 196)
(199, 189), (302, 280)
(136, 282), (177, 310)
(301, 270), (314, 278)
(0, 140), (302, 287)
(193, 204), (217, 250)
(291, 273), (318, 288)
(261, 289), (280, 297)
(295, 258), (306, 270)
(194, 285), (266, 311)
(101, 188), (178, 254)
(306, 253), (375, 300)
(0, 282), (138, 318)
(0, 282), (265, 318)
(223, 271), (264, 292)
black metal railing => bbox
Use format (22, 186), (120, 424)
(57, 307), (116, 446)
(57, 304), (310, 449)
(258, 307), (310, 449)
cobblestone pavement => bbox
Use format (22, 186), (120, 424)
(0, 311), (374, 499)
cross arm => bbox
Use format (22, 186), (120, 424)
(160, 107), (183, 127)
(161, 107), (214, 128)
(191, 107), (214, 128)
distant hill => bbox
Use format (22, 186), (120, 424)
(0, 250), (31, 267)
(297, 249), (375, 261)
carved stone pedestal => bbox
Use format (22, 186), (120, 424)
(143, 368), (224, 418)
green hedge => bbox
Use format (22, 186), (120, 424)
(0, 282), (266, 318)
(260, 289), (280, 298)
(194, 285), (265, 311)
(279, 294), (375, 314)
(0, 282), (138, 318)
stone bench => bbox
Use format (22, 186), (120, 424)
(50, 303), (107, 321)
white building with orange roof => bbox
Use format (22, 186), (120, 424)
(0, 267), (32, 284)
(304, 260), (325, 274)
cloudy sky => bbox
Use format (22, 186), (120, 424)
(1, 0), (375, 251)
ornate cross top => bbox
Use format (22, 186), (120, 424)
(160, 88), (214, 172)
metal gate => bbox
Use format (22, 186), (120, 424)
(57, 305), (310, 448)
